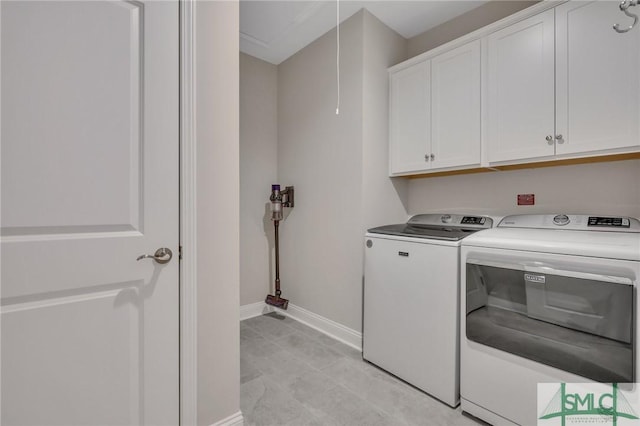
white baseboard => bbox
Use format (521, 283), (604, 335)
(239, 301), (273, 321)
(210, 410), (244, 426)
(240, 301), (362, 351)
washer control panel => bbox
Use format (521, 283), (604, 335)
(461, 216), (487, 225)
(408, 214), (493, 230)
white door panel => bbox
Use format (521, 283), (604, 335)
(431, 40), (481, 169)
(486, 9), (556, 163)
(555, 1), (640, 155)
(1, 1), (179, 424)
(2, 1), (142, 232)
(389, 61), (430, 174)
(3, 291), (141, 425)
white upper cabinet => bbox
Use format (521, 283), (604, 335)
(389, 60), (430, 175)
(555, 1), (640, 155)
(389, 1), (640, 177)
(431, 40), (481, 169)
(486, 2), (640, 165)
(389, 40), (481, 176)
(486, 9), (556, 163)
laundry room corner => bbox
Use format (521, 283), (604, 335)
(276, 10), (409, 333)
(240, 9), (411, 334)
(239, 53), (279, 310)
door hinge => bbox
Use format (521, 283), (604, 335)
(179, 245), (183, 261)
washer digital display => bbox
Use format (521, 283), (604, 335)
(461, 216), (486, 225)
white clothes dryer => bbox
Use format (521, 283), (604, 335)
(460, 214), (640, 425)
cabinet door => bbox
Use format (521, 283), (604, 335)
(556, 1), (640, 155)
(486, 9), (556, 163)
(431, 40), (481, 170)
(389, 61), (430, 175)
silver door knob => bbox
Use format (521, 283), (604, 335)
(430, 153), (435, 161)
(546, 135), (554, 144)
(555, 134), (564, 144)
(137, 247), (173, 264)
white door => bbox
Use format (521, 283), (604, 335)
(486, 9), (556, 163)
(1, 2), (179, 425)
(555, 1), (640, 155)
(388, 60), (431, 175)
(431, 40), (481, 170)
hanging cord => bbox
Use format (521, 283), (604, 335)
(335, 0), (340, 115)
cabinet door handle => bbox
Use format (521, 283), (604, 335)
(424, 154), (430, 162)
(430, 154), (435, 161)
(555, 134), (564, 144)
(546, 135), (554, 145)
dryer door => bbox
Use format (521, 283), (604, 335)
(465, 253), (635, 383)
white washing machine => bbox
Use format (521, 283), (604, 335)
(363, 213), (494, 407)
(460, 214), (640, 425)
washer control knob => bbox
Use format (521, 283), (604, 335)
(441, 214), (452, 224)
(553, 214), (570, 226)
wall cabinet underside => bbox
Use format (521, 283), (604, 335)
(402, 152), (640, 180)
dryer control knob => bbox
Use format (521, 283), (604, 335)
(366, 240), (373, 248)
(553, 214), (570, 226)
(441, 214), (452, 224)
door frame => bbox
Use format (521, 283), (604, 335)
(179, 0), (198, 424)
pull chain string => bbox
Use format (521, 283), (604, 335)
(336, 0), (340, 115)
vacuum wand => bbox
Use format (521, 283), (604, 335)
(265, 184), (294, 310)
(274, 220), (281, 298)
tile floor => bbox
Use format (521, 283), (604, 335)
(240, 313), (486, 426)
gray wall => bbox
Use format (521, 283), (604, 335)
(362, 11), (410, 230)
(277, 11), (367, 331)
(406, 1), (538, 58)
(408, 160), (640, 218)
(196, 2), (240, 425)
(276, 10), (408, 331)
(240, 53), (278, 306)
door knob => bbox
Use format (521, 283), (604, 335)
(546, 135), (554, 145)
(555, 134), (564, 144)
(137, 248), (173, 264)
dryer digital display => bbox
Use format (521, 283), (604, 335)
(588, 216), (630, 228)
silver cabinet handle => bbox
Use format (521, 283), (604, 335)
(546, 135), (554, 144)
(555, 134), (564, 144)
(430, 153), (435, 161)
(137, 247), (173, 264)
(424, 154), (429, 162)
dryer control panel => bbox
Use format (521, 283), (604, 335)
(588, 216), (630, 228)
(499, 214), (640, 232)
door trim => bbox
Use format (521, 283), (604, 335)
(180, 0), (197, 424)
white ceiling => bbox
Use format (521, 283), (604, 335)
(240, 1), (487, 65)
